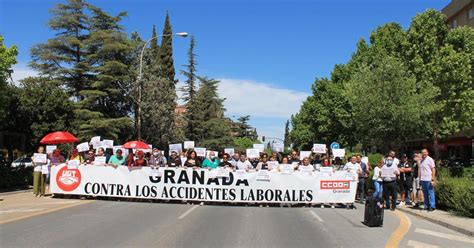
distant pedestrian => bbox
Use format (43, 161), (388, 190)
(398, 154), (413, 206)
(418, 148), (436, 211)
(411, 153), (423, 208)
(32, 146), (48, 197)
(357, 155), (370, 202)
(372, 159), (383, 199)
(381, 153), (400, 211)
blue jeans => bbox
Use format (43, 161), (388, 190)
(373, 181), (383, 199)
(421, 180), (436, 209)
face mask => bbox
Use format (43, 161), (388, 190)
(210, 155), (215, 159)
(153, 152), (159, 157)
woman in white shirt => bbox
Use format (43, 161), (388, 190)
(32, 146), (49, 197)
(372, 159), (384, 199)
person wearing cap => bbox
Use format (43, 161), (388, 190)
(398, 154), (413, 206)
(167, 151), (182, 167)
(109, 149), (126, 167)
(149, 148), (167, 168)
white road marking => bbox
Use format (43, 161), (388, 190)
(310, 210), (324, 222)
(415, 228), (474, 244)
(0, 208), (44, 214)
(178, 205), (199, 220)
(407, 240), (440, 248)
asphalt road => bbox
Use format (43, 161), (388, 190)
(1, 199), (473, 248)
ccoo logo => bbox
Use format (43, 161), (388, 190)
(56, 166), (81, 191)
(320, 180), (350, 189)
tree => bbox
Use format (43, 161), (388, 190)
(150, 25), (160, 58)
(181, 36), (198, 140)
(283, 120), (290, 148)
(0, 35), (18, 122)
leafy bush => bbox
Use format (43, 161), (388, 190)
(0, 165), (33, 189)
(435, 177), (474, 218)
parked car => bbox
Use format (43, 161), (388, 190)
(11, 157), (33, 168)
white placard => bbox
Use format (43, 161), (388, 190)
(46, 145), (57, 154)
(195, 148), (206, 157)
(361, 157), (369, 164)
(93, 156), (107, 165)
(102, 139), (114, 149)
(332, 148), (345, 158)
(246, 149), (260, 159)
(256, 170), (270, 181)
(253, 144), (265, 152)
(77, 142), (90, 152)
(67, 160), (80, 169)
(267, 161), (278, 170)
(216, 168), (230, 178)
(280, 164), (293, 175)
(33, 153), (47, 163)
(90, 136), (101, 148)
(312, 144), (326, 154)
(300, 151), (312, 159)
(184, 141), (195, 149)
(169, 143), (182, 153)
(224, 148), (234, 156)
(272, 142), (284, 152)
(41, 165), (49, 174)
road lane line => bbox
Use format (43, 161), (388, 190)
(0, 200), (94, 225)
(407, 240), (440, 248)
(0, 208), (44, 214)
(415, 228), (474, 244)
(178, 205), (199, 220)
(310, 210), (324, 222)
(385, 210), (412, 248)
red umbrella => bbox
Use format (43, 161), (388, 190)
(40, 131), (78, 144)
(123, 141), (150, 149)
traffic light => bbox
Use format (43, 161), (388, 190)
(262, 136), (265, 142)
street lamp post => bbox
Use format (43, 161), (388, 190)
(136, 32), (188, 140)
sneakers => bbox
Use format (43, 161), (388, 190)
(399, 201), (405, 207)
(427, 208), (436, 212)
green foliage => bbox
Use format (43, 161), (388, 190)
(233, 137), (261, 153)
(0, 165), (33, 189)
(0, 35), (17, 84)
(436, 177), (474, 218)
(283, 120), (290, 148)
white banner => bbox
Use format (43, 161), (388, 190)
(50, 165), (357, 204)
(312, 144), (326, 154)
(184, 141), (195, 149)
(46, 145), (57, 154)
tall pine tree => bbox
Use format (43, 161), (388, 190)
(284, 119), (290, 148)
(181, 36), (199, 140)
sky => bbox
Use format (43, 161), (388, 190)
(0, 0), (449, 142)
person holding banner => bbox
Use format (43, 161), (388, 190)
(85, 150), (95, 165)
(297, 158), (314, 171)
(109, 149), (126, 167)
(184, 150), (201, 169)
(32, 146), (48, 197)
(167, 151), (182, 167)
(256, 154), (271, 171)
(236, 154), (252, 171)
(149, 148), (167, 168)
(131, 150), (147, 167)
(69, 149), (83, 163)
(218, 153), (233, 168)
(289, 151), (301, 165)
(202, 151), (220, 169)
(381, 155), (400, 211)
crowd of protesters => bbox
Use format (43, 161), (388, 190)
(30, 144), (437, 212)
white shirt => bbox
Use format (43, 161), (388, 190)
(343, 162), (361, 173)
(236, 160), (252, 170)
(373, 167), (382, 182)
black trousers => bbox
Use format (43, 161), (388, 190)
(383, 181), (398, 209)
(357, 178), (367, 200)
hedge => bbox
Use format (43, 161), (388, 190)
(0, 165), (33, 190)
(435, 176), (474, 218)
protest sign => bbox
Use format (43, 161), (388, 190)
(256, 170), (271, 181)
(312, 144), (326, 154)
(41, 165), (49, 174)
(253, 144), (265, 152)
(46, 145), (57, 154)
(246, 148), (260, 159)
(332, 148), (345, 158)
(300, 151), (312, 159)
(224, 148), (234, 156)
(184, 141), (195, 149)
(77, 142), (90, 152)
(195, 148), (206, 157)
(279, 164), (293, 175)
(272, 142), (284, 152)
(169, 143), (182, 153)
(67, 160), (80, 169)
(33, 153), (47, 163)
(90, 136), (101, 148)
(216, 168), (230, 178)
(102, 139), (114, 149)
(93, 156), (107, 165)
(267, 161), (278, 170)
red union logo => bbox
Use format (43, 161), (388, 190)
(320, 180), (350, 189)
(56, 166), (81, 191)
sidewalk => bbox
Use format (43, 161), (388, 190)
(397, 205), (474, 237)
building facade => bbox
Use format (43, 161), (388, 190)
(442, 0), (474, 28)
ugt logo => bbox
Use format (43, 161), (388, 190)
(56, 166), (82, 191)
(320, 180), (350, 189)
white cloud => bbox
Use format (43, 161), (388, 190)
(10, 65), (37, 85)
(217, 78), (309, 118)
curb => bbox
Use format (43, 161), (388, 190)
(397, 207), (473, 237)
(0, 189), (33, 196)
